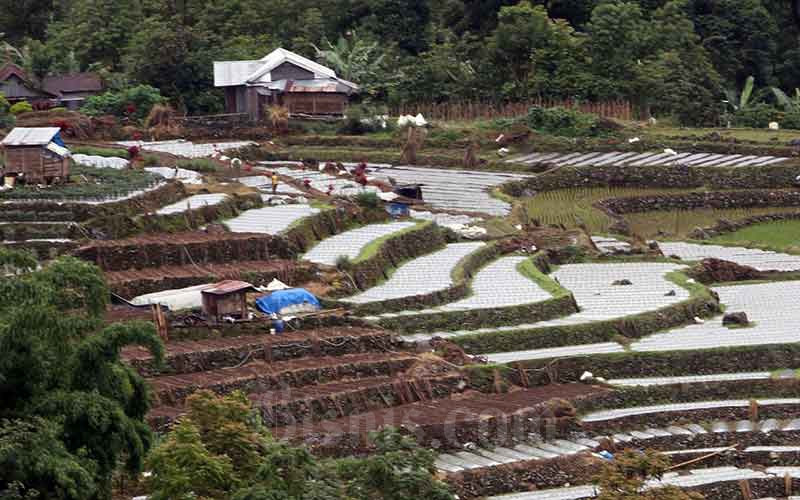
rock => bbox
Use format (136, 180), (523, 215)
(789, 138), (800, 147)
(689, 227), (711, 240)
(693, 316), (705, 324)
(722, 311), (749, 326)
(580, 371), (593, 381)
(611, 279), (632, 286)
(769, 121), (780, 130)
(609, 218), (631, 236)
(664, 290), (676, 296)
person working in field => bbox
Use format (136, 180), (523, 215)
(271, 172), (279, 194)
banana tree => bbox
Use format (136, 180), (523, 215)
(314, 32), (387, 99)
(771, 86), (800, 112)
(723, 75), (755, 110)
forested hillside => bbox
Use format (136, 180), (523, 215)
(1, 0), (799, 126)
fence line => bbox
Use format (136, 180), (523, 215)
(391, 99), (632, 122)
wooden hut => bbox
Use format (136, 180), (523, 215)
(1, 127), (71, 185)
(214, 48), (359, 121)
(200, 280), (257, 323)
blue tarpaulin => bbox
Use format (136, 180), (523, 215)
(52, 132), (66, 148)
(255, 288), (321, 315)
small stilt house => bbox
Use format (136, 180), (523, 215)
(214, 48), (359, 121)
(1, 127), (71, 184)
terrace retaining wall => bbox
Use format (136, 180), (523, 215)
(690, 211), (800, 239)
(454, 278), (720, 353)
(0, 181), (185, 223)
(85, 192), (263, 240)
(514, 344), (800, 386)
(502, 164), (800, 196)
(598, 189), (800, 215)
(130, 328), (395, 377)
(74, 232), (294, 271)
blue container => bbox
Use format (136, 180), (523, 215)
(272, 319), (285, 334)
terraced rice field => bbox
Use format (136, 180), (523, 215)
(303, 221), (417, 266)
(489, 467), (797, 499)
(520, 186), (698, 233)
(144, 166), (203, 184)
(520, 186), (800, 238)
(658, 241), (800, 271)
(269, 166), (380, 196)
(155, 193), (229, 215)
(117, 139), (255, 158)
(404, 262), (688, 343)
(627, 206), (800, 239)
(710, 219), (800, 253)
(483, 278), (800, 362)
(371, 256), (552, 319)
(368, 165), (528, 216)
(224, 204), (320, 234)
(435, 416), (800, 473)
(343, 242), (485, 304)
(73, 153), (129, 169)
(631, 280), (800, 351)
(507, 150), (790, 168)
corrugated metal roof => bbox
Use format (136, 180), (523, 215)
(248, 48), (336, 83)
(201, 280), (256, 295)
(214, 48), (338, 87)
(213, 60), (262, 87)
(45, 142), (71, 157)
(43, 73), (103, 94)
(2, 127), (62, 146)
(287, 79), (356, 94)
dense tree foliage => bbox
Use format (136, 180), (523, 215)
(2, 0), (799, 123)
(148, 390), (454, 500)
(0, 251), (164, 499)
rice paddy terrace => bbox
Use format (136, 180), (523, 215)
(13, 138), (800, 499)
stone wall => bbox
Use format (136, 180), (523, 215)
(0, 182), (186, 223)
(515, 343), (800, 386)
(598, 189), (800, 215)
(378, 292), (578, 335)
(132, 328), (395, 377)
(690, 211), (800, 239)
(85, 192), (263, 240)
(502, 163), (800, 196)
(74, 232), (294, 271)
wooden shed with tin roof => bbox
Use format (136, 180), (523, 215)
(1, 127), (71, 184)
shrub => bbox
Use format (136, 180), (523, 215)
(338, 104), (389, 135)
(145, 104), (174, 128)
(176, 158), (218, 173)
(71, 146), (130, 158)
(733, 103), (781, 128)
(9, 101), (33, 115)
(780, 109), (800, 130)
(142, 154), (160, 166)
(523, 106), (600, 137)
(267, 105), (289, 132)
(81, 85), (166, 122)
(354, 191), (381, 209)
(0, 92), (10, 114)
